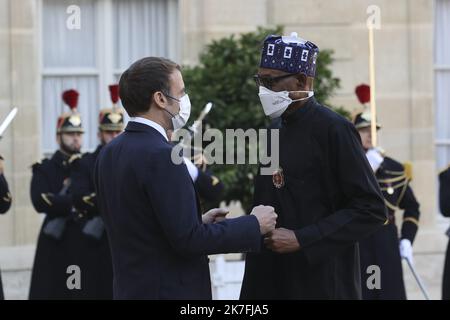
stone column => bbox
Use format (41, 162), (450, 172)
(0, 0), (41, 247)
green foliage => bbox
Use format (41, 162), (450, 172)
(182, 26), (345, 212)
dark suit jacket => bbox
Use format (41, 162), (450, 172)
(94, 121), (261, 299)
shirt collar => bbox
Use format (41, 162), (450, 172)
(129, 117), (168, 141)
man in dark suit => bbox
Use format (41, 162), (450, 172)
(94, 57), (277, 300)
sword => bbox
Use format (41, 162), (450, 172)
(404, 257), (430, 300)
(0, 107), (18, 138)
(173, 102), (214, 167)
(188, 102), (213, 136)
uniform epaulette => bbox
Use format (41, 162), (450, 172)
(31, 158), (49, 170)
(403, 161), (413, 181)
(379, 157), (406, 179)
(378, 157), (411, 209)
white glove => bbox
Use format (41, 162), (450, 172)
(399, 239), (414, 264)
(366, 148), (384, 173)
(183, 157), (199, 182)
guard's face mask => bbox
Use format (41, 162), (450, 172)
(258, 86), (314, 119)
(163, 93), (191, 130)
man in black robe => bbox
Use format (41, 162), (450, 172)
(240, 32), (387, 299)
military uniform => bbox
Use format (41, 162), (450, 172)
(359, 156), (420, 299)
(184, 155), (224, 210)
(70, 146), (113, 299)
(353, 109), (421, 300)
(29, 89), (85, 299)
(195, 169), (223, 206)
(0, 173), (11, 214)
(69, 84), (123, 299)
(439, 166), (450, 300)
(0, 161), (12, 300)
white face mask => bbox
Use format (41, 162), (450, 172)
(164, 93), (191, 130)
(258, 86), (314, 119)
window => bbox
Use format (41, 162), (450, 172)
(435, 0), (450, 170)
(41, 0), (179, 153)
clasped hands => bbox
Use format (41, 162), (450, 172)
(202, 205), (300, 253)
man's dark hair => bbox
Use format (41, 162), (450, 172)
(119, 57), (181, 116)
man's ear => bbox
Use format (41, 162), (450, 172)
(153, 91), (167, 110)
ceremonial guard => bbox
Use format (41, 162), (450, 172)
(240, 33), (386, 299)
(70, 84), (123, 299)
(29, 89), (84, 299)
(183, 154), (224, 210)
(353, 84), (421, 300)
(439, 165), (450, 299)
(0, 156), (12, 300)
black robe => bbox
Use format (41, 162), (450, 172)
(240, 97), (387, 299)
(439, 167), (450, 300)
(70, 145), (113, 299)
(0, 173), (12, 300)
(359, 157), (420, 300)
(29, 150), (85, 299)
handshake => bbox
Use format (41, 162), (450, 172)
(250, 205), (278, 235)
(203, 206), (298, 253)
(202, 205), (277, 235)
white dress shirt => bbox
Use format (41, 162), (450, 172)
(129, 116), (168, 141)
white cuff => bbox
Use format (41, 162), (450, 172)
(183, 157), (199, 182)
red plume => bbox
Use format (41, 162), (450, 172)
(355, 84), (370, 104)
(109, 84), (120, 104)
(62, 89), (79, 110)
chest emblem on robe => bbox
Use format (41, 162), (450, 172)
(272, 167), (285, 189)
